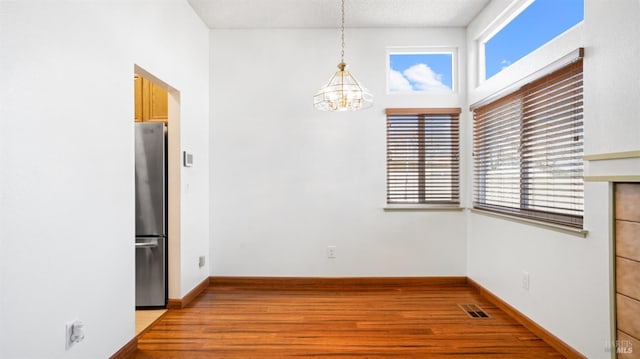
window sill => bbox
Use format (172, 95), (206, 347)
(384, 205), (464, 212)
(470, 208), (588, 238)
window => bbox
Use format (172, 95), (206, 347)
(387, 49), (456, 93)
(386, 108), (460, 205)
(483, 0), (584, 79)
(472, 58), (583, 228)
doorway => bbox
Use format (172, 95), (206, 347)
(133, 65), (181, 335)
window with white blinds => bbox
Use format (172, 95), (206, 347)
(386, 108), (460, 205)
(472, 59), (584, 228)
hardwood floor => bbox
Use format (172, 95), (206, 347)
(134, 280), (564, 358)
(136, 310), (167, 337)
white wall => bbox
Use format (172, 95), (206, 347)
(583, 0), (640, 179)
(583, 0), (640, 157)
(210, 28), (468, 277)
(0, 1), (209, 358)
(466, 0), (640, 357)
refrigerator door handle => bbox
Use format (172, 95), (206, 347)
(135, 239), (159, 249)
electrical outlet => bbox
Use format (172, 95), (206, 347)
(65, 320), (85, 350)
(198, 256), (206, 268)
(326, 246), (337, 259)
(522, 271), (530, 291)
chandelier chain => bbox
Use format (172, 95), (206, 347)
(340, 0), (345, 64)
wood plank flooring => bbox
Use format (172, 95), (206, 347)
(134, 281), (564, 358)
(136, 310), (167, 337)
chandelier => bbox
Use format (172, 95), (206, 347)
(313, 0), (373, 112)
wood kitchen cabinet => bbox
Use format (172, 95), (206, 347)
(134, 74), (168, 123)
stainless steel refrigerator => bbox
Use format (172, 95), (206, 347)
(135, 122), (167, 308)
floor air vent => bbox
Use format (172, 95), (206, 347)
(459, 304), (490, 318)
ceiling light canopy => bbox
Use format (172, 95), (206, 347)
(313, 0), (373, 112)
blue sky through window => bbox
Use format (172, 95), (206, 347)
(388, 53), (453, 92)
(485, 0), (584, 79)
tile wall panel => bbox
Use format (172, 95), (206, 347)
(616, 183), (640, 355)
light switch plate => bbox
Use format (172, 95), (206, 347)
(183, 151), (193, 167)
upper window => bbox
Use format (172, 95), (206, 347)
(483, 0), (584, 79)
(387, 48), (456, 93)
(472, 59), (584, 228)
(386, 108), (460, 205)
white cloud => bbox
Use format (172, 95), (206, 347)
(402, 64), (450, 92)
(388, 69), (413, 92)
(389, 64), (451, 92)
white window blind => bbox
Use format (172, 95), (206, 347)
(386, 108), (460, 205)
(472, 59), (584, 228)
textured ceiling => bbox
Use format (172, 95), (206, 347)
(187, 0), (491, 29)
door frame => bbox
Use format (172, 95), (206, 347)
(134, 65), (182, 302)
